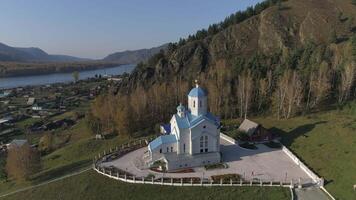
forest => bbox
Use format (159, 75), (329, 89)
(86, 0), (356, 138)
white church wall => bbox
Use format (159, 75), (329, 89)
(150, 142), (177, 161)
(177, 128), (190, 154)
(190, 120), (219, 154)
(166, 152), (221, 171)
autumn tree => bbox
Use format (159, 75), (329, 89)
(6, 144), (41, 181)
(115, 96), (135, 137)
(338, 62), (355, 104)
(38, 132), (54, 153)
(85, 111), (102, 136)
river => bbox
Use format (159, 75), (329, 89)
(0, 64), (135, 89)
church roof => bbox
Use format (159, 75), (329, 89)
(188, 87), (206, 97)
(174, 112), (220, 130)
(148, 134), (177, 150)
(161, 123), (171, 134)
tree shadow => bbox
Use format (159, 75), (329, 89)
(351, 26), (356, 33)
(336, 36), (349, 44)
(270, 121), (327, 147)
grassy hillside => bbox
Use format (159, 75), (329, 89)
(2, 102), (355, 199)
(253, 103), (356, 200)
(0, 120), (129, 196)
(1, 171), (291, 200)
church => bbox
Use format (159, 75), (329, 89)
(146, 82), (221, 171)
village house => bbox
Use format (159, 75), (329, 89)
(146, 82), (221, 171)
(238, 119), (273, 142)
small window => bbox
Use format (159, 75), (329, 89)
(200, 149), (203, 153)
(171, 147), (173, 152)
(159, 149), (162, 153)
(167, 147), (169, 152)
(203, 125), (206, 129)
(193, 101), (195, 108)
(205, 148), (208, 152)
(183, 144), (186, 153)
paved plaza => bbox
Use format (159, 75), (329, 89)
(100, 138), (312, 184)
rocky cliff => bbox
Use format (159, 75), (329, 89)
(122, 0), (356, 90)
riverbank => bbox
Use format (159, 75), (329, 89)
(0, 64), (135, 89)
(0, 61), (128, 78)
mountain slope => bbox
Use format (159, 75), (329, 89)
(0, 43), (88, 62)
(123, 0), (356, 89)
(103, 44), (168, 64)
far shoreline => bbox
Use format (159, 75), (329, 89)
(0, 64), (135, 90)
(0, 62), (134, 78)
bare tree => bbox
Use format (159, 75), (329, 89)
(276, 70), (302, 119)
(6, 144), (41, 181)
(306, 62), (331, 109)
(258, 78), (268, 111)
(338, 62), (355, 104)
(237, 70), (253, 119)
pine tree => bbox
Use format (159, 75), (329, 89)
(329, 30), (337, 43)
(352, 35), (356, 61)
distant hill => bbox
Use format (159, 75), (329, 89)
(0, 42), (89, 62)
(103, 44), (168, 64)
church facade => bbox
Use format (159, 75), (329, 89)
(146, 82), (221, 171)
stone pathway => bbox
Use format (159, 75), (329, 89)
(101, 138), (312, 184)
(294, 187), (331, 200)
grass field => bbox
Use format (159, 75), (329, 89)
(252, 105), (356, 200)
(1, 170), (291, 200)
(0, 119), (130, 196)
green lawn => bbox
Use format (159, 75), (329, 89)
(0, 119), (129, 196)
(252, 106), (356, 200)
(1, 170), (291, 200)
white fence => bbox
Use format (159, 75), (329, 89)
(93, 165), (294, 188)
(93, 135), (335, 200)
(281, 146), (324, 186)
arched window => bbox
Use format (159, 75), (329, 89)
(200, 136), (204, 148)
(205, 136), (208, 148)
(200, 135), (209, 153)
(193, 100), (196, 108)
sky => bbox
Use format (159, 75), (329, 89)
(0, 0), (263, 59)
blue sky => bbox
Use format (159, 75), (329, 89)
(0, 0), (263, 59)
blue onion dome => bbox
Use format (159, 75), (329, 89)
(188, 81), (206, 97)
(177, 103), (185, 111)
